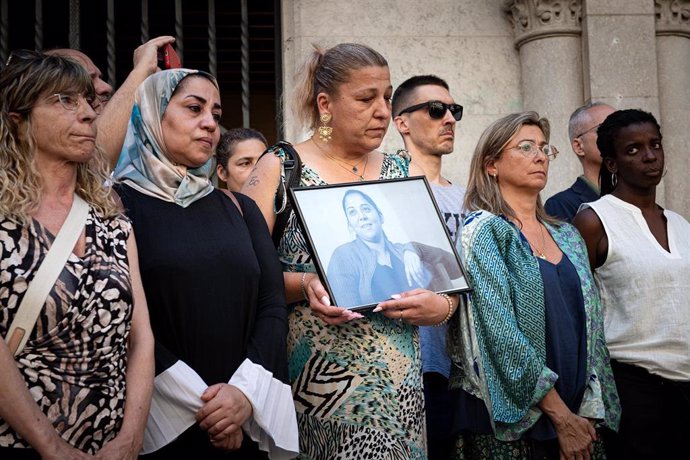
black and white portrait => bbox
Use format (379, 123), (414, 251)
(290, 177), (470, 310)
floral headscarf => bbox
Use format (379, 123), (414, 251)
(113, 68), (217, 207)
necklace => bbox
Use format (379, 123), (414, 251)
(311, 138), (369, 181)
(529, 223), (548, 260)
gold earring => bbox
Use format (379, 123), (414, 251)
(318, 113), (333, 143)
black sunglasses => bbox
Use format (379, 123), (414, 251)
(397, 100), (463, 121)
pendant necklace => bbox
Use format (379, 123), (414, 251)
(529, 224), (548, 260)
(311, 138), (369, 181)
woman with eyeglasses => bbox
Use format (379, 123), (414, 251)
(242, 43), (459, 459)
(0, 54), (153, 458)
(573, 109), (690, 459)
(447, 111), (620, 459)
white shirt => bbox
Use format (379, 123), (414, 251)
(585, 195), (690, 381)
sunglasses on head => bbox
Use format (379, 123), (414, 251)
(397, 100), (464, 121)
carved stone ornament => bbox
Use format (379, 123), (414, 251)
(655, 0), (690, 38)
(502, 0), (582, 48)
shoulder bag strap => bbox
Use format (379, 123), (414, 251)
(220, 188), (244, 217)
(270, 141), (302, 247)
(5, 195), (90, 356)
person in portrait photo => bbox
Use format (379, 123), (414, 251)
(326, 189), (462, 308)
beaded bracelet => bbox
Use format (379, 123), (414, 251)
(435, 293), (454, 326)
(300, 272), (308, 300)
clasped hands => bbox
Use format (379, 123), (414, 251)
(196, 383), (253, 451)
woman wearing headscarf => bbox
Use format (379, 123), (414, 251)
(113, 69), (297, 459)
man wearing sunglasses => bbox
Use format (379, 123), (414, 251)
(45, 35), (175, 169)
(544, 102), (614, 222)
(392, 75), (465, 460)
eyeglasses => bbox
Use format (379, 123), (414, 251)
(397, 100), (464, 121)
(508, 141), (559, 160)
(48, 93), (98, 112)
(575, 123), (601, 138)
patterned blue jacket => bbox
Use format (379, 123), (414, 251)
(447, 210), (620, 440)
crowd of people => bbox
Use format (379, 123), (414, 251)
(0, 37), (687, 460)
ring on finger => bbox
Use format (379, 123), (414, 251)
(398, 309), (404, 322)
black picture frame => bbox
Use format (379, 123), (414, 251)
(288, 176), (472, 311)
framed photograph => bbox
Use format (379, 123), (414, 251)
(289, 176), (472, 311)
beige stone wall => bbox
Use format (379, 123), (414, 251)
(282, 0), (690, 218)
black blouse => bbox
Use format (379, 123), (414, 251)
(116, 185), (288, 385)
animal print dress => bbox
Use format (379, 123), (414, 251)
(278, 150), (427, 459)
(0, 211), (133, 453)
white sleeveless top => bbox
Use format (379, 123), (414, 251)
(584, 194), (690, 381)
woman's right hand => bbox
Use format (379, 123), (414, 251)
(553, 411), (596, 460)
(303, 273), (362, 325)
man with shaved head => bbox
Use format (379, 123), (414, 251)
(545, 102), (615, 222)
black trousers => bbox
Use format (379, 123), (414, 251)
(603, 360), (690, 460)
(424, 372), (458, 460)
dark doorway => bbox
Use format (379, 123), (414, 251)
(1, 0), (281, 142)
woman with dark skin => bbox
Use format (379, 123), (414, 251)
(573, 109), (690, 459)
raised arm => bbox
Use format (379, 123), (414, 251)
(98, 36), (175, 168)
(240, 152), (282, 232)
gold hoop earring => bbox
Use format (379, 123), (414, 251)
(318, 113), (333, 143)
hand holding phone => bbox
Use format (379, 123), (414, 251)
(160, 43), (181, 69)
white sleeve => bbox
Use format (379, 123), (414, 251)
(229, 358), (299, 460)
(141, 360), (208, 454)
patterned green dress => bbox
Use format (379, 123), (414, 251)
(278, 151), (426, 460)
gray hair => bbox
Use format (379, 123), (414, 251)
(568, 101), (613, 142)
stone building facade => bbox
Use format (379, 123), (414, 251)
(281, 0), (690, 218)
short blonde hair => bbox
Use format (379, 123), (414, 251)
(0, 53), (118, 224)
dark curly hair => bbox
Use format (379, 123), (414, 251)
(596, 109), (661, 196)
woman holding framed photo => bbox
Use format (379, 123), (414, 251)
(243, 43), (458, 459)
(447, 111), (620, 460)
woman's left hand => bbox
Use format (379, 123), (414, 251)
(373, 288), (451, 326)
(196, 384), (253, 442)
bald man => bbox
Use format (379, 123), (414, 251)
(47, 36), (175, 168)
(545, 102), (615, 222)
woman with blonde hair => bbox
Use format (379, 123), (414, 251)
(243, 43), (459, 458)
(0, 52), (153, 458)
(447, 111), (619, 459)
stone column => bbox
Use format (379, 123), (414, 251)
(581, 0), (664, 203)
(503, 0), (584, 198)
(655, 0), (690, 219)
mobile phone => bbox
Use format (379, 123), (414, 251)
(161, 43), (181, 69)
